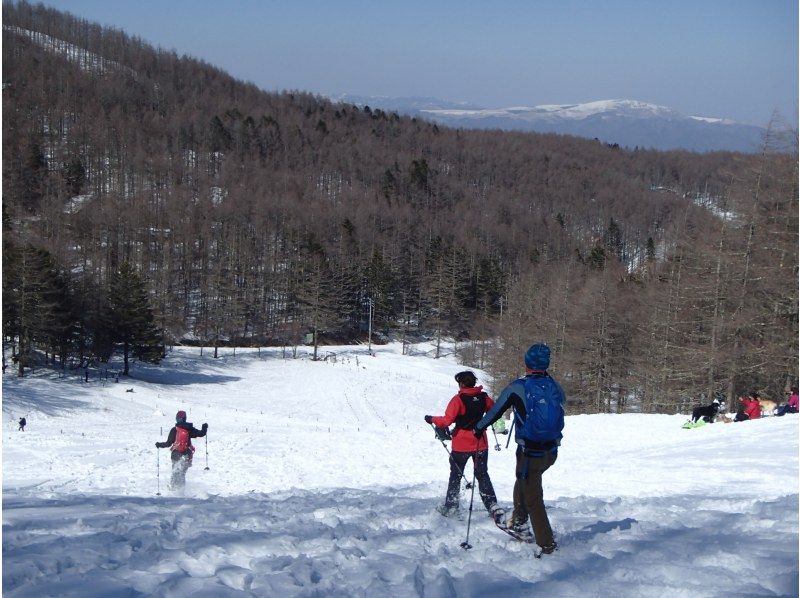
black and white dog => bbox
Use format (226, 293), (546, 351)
(692, 398), (726, 423)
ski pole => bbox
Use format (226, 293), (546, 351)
(491, 426), (501, 451)
(505, 417), (515, 450)
(156, 448), (161, 496)
(460, 449), (478, 550)
(429, 422), (472, 489)
(204, 434), (210, 470)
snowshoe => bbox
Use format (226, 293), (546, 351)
(496, 519), (534, 543)
(435, 504), (462, 520)
(535, 541), (558, 559)
(489, 504), (506, 526)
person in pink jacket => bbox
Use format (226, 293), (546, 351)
(787, 388), (799, 411)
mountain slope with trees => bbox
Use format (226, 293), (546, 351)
(2, 1), (797, 410)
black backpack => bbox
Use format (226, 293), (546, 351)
(454, 392), (488, 431)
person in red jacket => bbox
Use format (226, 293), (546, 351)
(735, 393), (762, 422)
(156, 410), (208, 490)
(425, 371), (504, 523)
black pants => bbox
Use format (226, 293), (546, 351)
(444, 449), (498, 511)
(170, 450), (193, 489)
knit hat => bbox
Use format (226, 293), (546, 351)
(524, 343), (550, 371)
(176, 410), (187, 423)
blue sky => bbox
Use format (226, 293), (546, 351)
(31, 0), (798, 125)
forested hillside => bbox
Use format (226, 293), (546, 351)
(3, 1), (797, 411)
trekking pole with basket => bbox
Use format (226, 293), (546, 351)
(204, 434), (210, 470)
(156, 449), (161, 496)
(491, 426), (501, 451)
(460, 449), (479, 550)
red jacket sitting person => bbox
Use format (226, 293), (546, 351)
(735, 394), (761, 422)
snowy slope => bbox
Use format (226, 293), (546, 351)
(3, 344), (798, 596)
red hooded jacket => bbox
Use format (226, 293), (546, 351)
(431, 386), (495, 453)
(742, 397), (761, 419)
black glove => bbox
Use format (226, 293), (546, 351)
(424, 415), (433, 424)
(155, 442), (160, 448)
(202, 423), (208, 431)
(473, 427), (483, 438)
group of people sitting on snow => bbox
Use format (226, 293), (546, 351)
(690, 386), (799, 425)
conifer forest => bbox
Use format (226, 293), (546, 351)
(3, 2), (797, 412)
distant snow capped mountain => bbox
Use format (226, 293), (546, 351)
(427, 99), (684, 121)
(331, 95), (766, 153)
(330, 94), (483, 112)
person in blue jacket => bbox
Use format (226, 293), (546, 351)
(474, 343), (565, 556)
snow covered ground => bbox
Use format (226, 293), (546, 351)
(3, 343), (798, 596)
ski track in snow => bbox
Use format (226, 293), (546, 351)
(3, 344), (798, 597)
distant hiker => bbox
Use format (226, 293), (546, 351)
(155, 410), (208, 490)
(734, 393), (761, 422)
(18, 417), (26, 431)
(474, 343), (565, 556)
(424, 370), (504, 523)
(691, 397), (725, 424)
(776, 387), (799, 416)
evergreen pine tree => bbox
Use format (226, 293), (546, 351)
(107, 262), (163, 375)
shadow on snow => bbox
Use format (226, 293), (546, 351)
(3, 489), (798, 596)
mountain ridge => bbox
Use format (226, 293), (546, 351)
(332, 95), (767, 153)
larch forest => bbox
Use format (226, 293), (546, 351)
(3, 1), (798, 413)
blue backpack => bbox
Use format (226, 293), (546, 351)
(518, 374), (565, 443)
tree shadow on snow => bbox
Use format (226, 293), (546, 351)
(2, 380), (94, 416)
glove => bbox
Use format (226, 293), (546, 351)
(473, 428), (483, 438)
(424, 415), (433, 424)
(155, 442), (160, 448)
(202, 423), (208, 431)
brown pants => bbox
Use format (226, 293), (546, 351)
(511, 446), (557, 547)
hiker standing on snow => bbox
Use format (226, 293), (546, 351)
(424, 370), (505, 523)
(155, 410), (207, 490)
(18, 417), (26, 431)
(474, 343), (565, 556)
